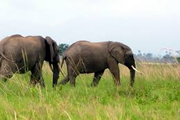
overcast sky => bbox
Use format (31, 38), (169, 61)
(0, 0), (179, 55)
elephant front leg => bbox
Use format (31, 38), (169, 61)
(91, 70), (105, 86)
(108, 58), (120, 86)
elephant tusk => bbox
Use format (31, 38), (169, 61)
(131, 65), (143, 74)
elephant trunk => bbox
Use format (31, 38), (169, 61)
(130, 63), (136, 87)
(124, 54), (136, 87)
(52, 63), (60, 87)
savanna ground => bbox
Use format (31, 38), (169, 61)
(0, 63), (179, 120)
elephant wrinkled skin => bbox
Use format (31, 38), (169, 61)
(0, 34), (60, 87)
(60, 41), (136, 87)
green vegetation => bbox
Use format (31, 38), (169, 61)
(0, 64), (179, 120)
(59, 44), (69, 55)
(177, 57), (180, 63)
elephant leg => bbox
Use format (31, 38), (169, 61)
(30, 63), (45, 87)
(0, 61), (13, 81)
(0, 71), (13, 82)
(59, 74), (77, 86)
(108, 58), (120, 86)
(60, 73), (77, 86)
(91, 70), (105, 86)
(68, 67), (78, 87)
(0, 73), (12, 82)
(69, 75), (77, 87)
(60, 65), (78, 87)
(60, 75), (69, 85)
(59, 65), (71, 85)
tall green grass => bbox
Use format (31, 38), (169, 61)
(0, 63), (179, 120)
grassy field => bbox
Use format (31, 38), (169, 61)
(0, 63), (179, 120)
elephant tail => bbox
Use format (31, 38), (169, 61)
(60, 56), (66, 68)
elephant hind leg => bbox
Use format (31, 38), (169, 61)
(0, 74), (13, 82)
(69, 75), (77, 87)
(108, 58), (120, 86)
(30, 63), (45, 87)
(59, 75), (70, 85)
(66, 70), (77, 87)
(0, 61), (13, 81)
(59, 65), (78, 87)
(59, 65), (71, 85)
(91, 70), (105, 86)
(59, 74), (77, 86)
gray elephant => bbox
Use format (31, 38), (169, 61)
(60, 41), (139, 87)
(0, 34), (60, 87)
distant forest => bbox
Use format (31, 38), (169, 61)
(135, 51), (180, 64)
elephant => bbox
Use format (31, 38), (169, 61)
(0, 34), (60, 87)
(60, 41), (139, 87)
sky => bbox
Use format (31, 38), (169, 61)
(0, 0), (179, 56)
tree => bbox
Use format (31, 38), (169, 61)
(146, 53), (153, 59)
(58, 43), (69, 55)
(177, 57), (180, 63)
(137, 50), (142, 56)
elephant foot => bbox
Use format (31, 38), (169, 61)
(130, 83), (134, 87)
(59, 75), (70, 85)
(130, 81), (134, 87)
(91, 82), (98, 87)
(70, 83), (75, 87)
(40, 81), (45, 88)
(30, 79), (45, 88)
(0, 74), (12, 82)
(30, 79), (37, 86)
(2, 78), (8, 82)
(59, 80), (68, 85)
(115, 80), (120, 86)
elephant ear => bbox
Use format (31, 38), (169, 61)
(45, 36), (55, 63)
(108, 42), (125, 64)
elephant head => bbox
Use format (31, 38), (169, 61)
(109, 42), (136, 86)
(45, 36), (60, 87)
